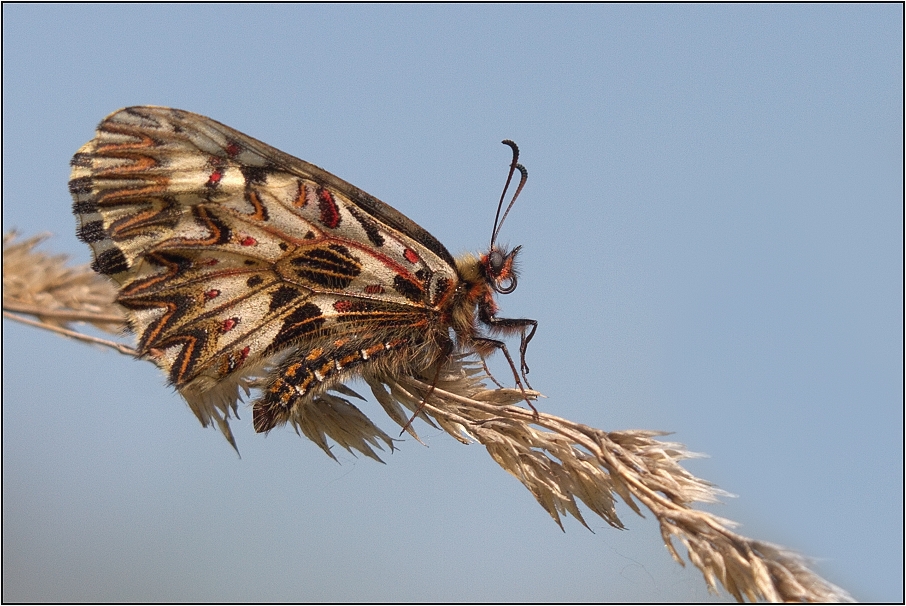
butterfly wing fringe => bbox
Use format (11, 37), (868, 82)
(367, 381), (426, 442)
(8, 231), (855, 603)
(180, 380), (244, 453)
(286, 392), (395, 463)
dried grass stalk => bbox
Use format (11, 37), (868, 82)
(3, 232), (127, 341)
(2, 232), (853, 603)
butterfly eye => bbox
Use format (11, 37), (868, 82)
(488, 249), (505, 276)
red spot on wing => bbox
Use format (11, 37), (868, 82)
(202, 258), (219, 266)
(225, 142), (241, 157)
(318, 188), (341, 228)
(364, 285), (384, 295)
(403, 248), (420, 264)
(333, 300), (353, 312)
(204, 289), (221, 300)
(239, 236), (257, 246)
(221, 317), (239, 332)
(207, 170), (223, 186)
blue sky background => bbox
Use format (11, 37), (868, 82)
(3, 4), (902, 602)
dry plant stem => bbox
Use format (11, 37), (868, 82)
(2, 301), (125, 324)
(2, 311), (136, 356)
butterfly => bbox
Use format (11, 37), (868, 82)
(70, 106), (536, 447)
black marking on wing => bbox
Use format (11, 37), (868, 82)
(347, 205), (385, 247)
(161, 326), (213, 386)
(72, 200), (98, 215)
(240, 164), (273, 185)
(192, 207), (233, 245)
(290, 245), (361, 290)
(269, 285), (302, 311)
(118, 290), (196, 353)
(68, 176), (93, 196)
(393, 275), (425, 303)
(77, 221), (107, 243)
(268, 302), (326, 352)
(91, 248), (130, 275)
(432, 276), (453, 306)
(70, 153), (92, 168)
(147, 251), (194, 274)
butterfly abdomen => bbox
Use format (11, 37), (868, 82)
(252, 330), (440, 433)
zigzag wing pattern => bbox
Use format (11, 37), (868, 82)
(70, 106), (461, 436)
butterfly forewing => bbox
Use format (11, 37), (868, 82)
(71, 106), (462, 437)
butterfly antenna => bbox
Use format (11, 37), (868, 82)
(491, 140), (528, 248)
(493, 163), (528, 246)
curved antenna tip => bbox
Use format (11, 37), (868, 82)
(501, 139), (519, 156)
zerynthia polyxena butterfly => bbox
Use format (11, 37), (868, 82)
(70, 106), (536, 447)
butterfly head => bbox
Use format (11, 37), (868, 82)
(483, 245), (521, 295)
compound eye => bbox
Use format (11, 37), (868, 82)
(488, 249), (505, 276)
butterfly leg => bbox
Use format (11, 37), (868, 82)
(479, 354), (506, 389)
(473, 334), (539, 420)
(480, 315), (538, 389)
(518, 320), (538, 387)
